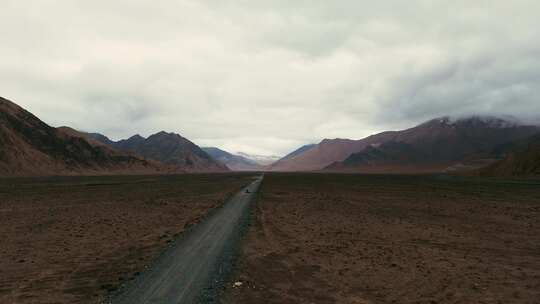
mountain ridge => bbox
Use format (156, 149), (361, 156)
(0, 96), (168, 176)
(88, 132), (228, 172)
(271, 115), (540, 172)
(480, 133), (540, 176)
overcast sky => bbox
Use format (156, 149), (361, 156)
(1, 1), (539, 156)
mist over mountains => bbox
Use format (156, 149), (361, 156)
(271, 116), (540, 174)
(1, 95), (539, 176)
(202, 147), (263, 171)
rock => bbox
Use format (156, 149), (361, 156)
(233, 281), (243, 288)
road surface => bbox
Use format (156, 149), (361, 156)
(110, 175), (263, 304)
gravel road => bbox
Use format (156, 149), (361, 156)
(110, 175), (263, 304)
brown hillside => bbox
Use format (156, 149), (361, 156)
(90, 132), (229, 172)
(481, 133), (540, 176)
(271, 116), (539, 172)
(0, 96), (168, 176)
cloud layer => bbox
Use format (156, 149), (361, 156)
(1, 0), (539, 155)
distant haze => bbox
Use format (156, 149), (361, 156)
(1, 1), (539, 155)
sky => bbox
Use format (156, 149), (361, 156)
(1, 1), (539, 156)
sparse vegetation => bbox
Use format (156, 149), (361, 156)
(226, 173), (540, 303)
(0, 173), (254, 303)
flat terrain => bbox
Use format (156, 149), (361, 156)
(113, 176), (262, 304)
(0, 173), (255, 304)
(225, 173), (540, 304)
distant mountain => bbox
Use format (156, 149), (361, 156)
(85, 132), (117, 147)
(89, 132), (228, 172)
(269, 137), (371, 171)
(112, 134), (146, 152)
(480, 133), (540, 176)
(325, 141), (449, 173)
(281, 144), (316, 161)
(267, 144), (316, 171)
(0, 96), (167, 176)
(236, 152), (281, 166)
(271, 116), (540, 172)
(202, 147), (262, 171)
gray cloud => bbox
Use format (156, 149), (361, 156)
(1, 0), (539, 155)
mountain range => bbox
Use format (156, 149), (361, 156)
(0, 97), (166, 176)
(0, 96), (226, 176)
(2, 95), (539, 176)
(271, 116), (540, 173)
(202, 147), (263, 171)
(88, 132), (228, 172)
(235, 152), (281, 166)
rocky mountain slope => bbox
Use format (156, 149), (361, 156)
(271, 116), (540, 172)
(480, 133), (540, 176)
(0, 96), (166, 176)
(278, 144), (316, 162)
(89, 132), (228, 172)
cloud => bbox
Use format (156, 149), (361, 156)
(1, 0), (539, 155)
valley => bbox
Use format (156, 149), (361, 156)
(2, 95), (540, 304)
(2, 2), (540, 303)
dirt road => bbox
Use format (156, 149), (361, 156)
(111, 175), (262, 304)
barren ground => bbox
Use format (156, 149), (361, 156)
(225, 173), (540, 304)
(0, 173), (254, 304)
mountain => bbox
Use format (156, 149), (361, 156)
(279, 144), (316, 162)
(267, 144), (316, 171)
(271, 116), (540, 172)
(85, 132), (117, 147)
(236, 152), (281, 166)
(480, 133), (540, 176)
(112, 134), (146, 152)
(89, 132), (228, 172)
(0, 96), (167, 176)
(269, 138), (377, 171)
(202, 147), (263, 171)
(325, 141), (450, 173)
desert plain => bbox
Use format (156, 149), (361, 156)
(2, 172), (539, 304)
(225, 173), (540, 304)
(0, 173), (255, 303)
